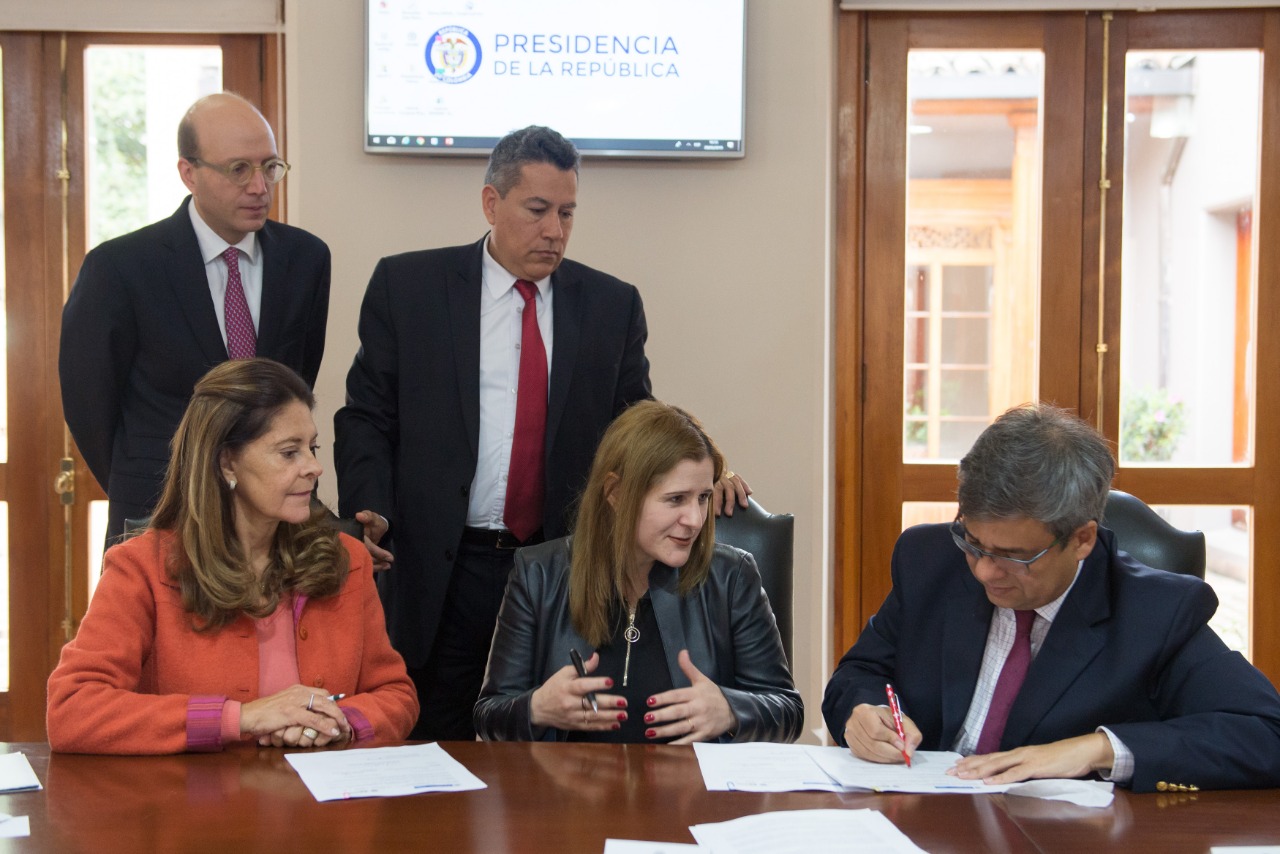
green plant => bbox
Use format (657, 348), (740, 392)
(1121, 385), (1186, 462)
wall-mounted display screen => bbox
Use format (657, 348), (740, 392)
(365, 0), (746, 158)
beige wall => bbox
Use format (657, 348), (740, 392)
(286, 0), (835, 739)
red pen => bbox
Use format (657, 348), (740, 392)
(885, 683), (912, 768)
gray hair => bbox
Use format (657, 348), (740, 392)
(484, 125), (580, 197)
(957, 404), (1115, 540)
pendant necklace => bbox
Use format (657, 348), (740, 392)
(622, 602), (641, 687)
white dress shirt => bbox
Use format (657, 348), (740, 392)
(952, 561), (1134, 782)
(466, 235), (554, 529)
(188, 203), (262, 349)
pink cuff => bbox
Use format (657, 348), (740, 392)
(221, 700), (243, 744)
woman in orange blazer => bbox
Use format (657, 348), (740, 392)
(47, 358), (417, 754)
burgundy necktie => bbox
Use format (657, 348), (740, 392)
(503, 279), (547, 542)
(975, 609), (1036, 754)
(223, 246), (257, 359)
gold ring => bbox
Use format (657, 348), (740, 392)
(302, 727), (318, 740)
(723, 470), (736, 481)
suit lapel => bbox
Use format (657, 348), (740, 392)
(254, 222), (287, 356)
(449, 240), (485, 458)
(1002, 538), (1111, 747)
(940, 572), (995, 747)
(163, 198), (227, 363)
(546, 266), (581, 463)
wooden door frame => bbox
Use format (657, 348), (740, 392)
(834, 8), (1280, 682)
(0, 30), (277, 740)
(836, 11), (1088, 664)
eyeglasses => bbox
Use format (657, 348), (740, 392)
(949, 516), (1066, 576)
(187, 157), (290, 186)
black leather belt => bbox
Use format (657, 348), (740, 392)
(461, 527), (542, 550)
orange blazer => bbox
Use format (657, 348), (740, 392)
(47, 529), (418, 754)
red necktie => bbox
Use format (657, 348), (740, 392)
(503, 279), (547, 542)
(223, 247), (257, 359)
(975, 609), (1035, 754)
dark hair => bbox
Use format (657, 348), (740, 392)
(957, 403), (1115, 540)
(569, 400), (724, 646)
(151, 358), (347, 630)
(484, 125), (580, 196)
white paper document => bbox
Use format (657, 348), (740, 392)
(285, 742), (487, 801)
(805, 746), (1009, 794)
(0, 753), (42, 794)
(693, 742), (999, 794)
(689, 808), (927, 854)
(603, 840), (705, 853)
(692, 743), (1112, 807)
(1003, 778), (1114, 807)
(0, 816), (31, 838)
(693, 743), (847, 792)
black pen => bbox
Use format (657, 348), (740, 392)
(569, 648), (597, 713)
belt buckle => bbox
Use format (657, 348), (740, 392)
(495, 531), (521, 550)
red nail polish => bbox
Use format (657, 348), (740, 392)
(612, 723), (621, 731)
(645, 729), (656, 739)
(616, 698), (627, 708)
(647, 697), (657, 706)
(644, 713), (654, 723)
(604, 678), (614, 688)
(617, 712), (627, 721)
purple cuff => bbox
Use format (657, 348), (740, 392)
(344, 706), (374, 743)
(187, 695), (229, 752)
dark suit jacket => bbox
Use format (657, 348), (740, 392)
(474, 538), (802, 743)
(59, 197), (331, 513)
(333, 237), (652, 669)
(822, 524), (1280, 792)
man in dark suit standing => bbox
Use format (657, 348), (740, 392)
(336, 126), (747, 740)
(823, 404), (1280, 792)
(60, 93), (330, 545)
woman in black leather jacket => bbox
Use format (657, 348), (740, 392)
(474, 400), (802, 743)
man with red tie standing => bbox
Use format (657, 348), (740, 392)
(335, 126), (666, 741)
(60, 93), (330, 547)
(823, 404), (1280, 792)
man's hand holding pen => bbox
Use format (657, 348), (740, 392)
(844, 702), (923, 765)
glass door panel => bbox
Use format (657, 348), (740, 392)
(85, 46), (222, 246)
(1119, 50), (1260, 468)
(905, 50), (1044, 462)
(81, 45), (222, 594)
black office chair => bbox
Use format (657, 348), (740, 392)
(1101, 489), (1206, 579)
(714, 497), (794, 663)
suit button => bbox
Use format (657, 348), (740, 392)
(445, 550), (454, 562)
(314, 678), (324, 688)
(298, 627), (308, 640)
(461, 485), (469, 497)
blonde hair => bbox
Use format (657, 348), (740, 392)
(569, 401), (724, 646)
(150, 358), (347, 630)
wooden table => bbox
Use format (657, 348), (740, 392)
(4, 741), (1279, 852)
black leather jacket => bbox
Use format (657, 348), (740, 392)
(474, 537), (803, 743)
